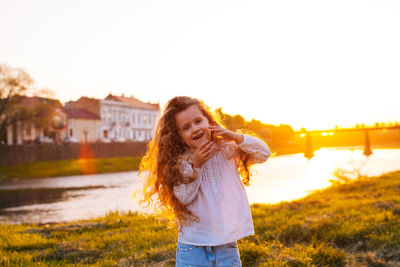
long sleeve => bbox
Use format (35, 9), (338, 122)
(238, 135), (270, 164)
(173, 159), (201, 205)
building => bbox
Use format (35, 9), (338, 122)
(102, 94), (160, 141)
(66, 94), (160, 142)
(6, 96), (67, 145)
(64, 107), (101, 142)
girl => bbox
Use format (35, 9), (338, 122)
(140, 96), (270, 266)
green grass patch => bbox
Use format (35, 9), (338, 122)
(1, 171), (400, 266)
(0, 156), (142, 181)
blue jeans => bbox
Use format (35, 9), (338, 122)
(176, 241), (241, 267)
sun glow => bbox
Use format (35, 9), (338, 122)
(79, 144), (96, 175)
(245, 148), (374, 204)
(1, 0), (400, 132)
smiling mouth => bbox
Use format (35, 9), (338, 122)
(192, 132), (204, 140)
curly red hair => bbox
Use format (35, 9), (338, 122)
(139, 96), (251, 225)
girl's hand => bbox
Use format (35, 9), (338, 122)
(209, 125), (244, 144)
(192, 141), (218, 168)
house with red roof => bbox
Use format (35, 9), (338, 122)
(101, 94), (160, 141)
(64, 107), (101, 143)
(6, 96), (67, 145)
(65, 94), (160, 142)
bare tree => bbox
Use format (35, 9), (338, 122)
(0, 64), (35, 142)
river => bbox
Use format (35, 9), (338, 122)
(1, 147), (399, 224)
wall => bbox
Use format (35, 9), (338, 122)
(0, 142), (147, 165)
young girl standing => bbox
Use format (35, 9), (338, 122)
(140, 96), (270, 266)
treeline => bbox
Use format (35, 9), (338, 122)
(214, 108), (297, 153)
(214, 108), (400, 154)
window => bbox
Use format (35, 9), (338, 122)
(69, 129), (73, 137)
(143, 115), (149, 125)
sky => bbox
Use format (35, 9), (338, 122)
(1, 0), (399, 130)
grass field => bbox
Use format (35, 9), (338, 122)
(1, 171), (400, 266)
(0, 156), (142, 181)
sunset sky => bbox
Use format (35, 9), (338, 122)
(1, 0), (399, 130)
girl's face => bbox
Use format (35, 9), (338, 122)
(175, 104), (211, 149)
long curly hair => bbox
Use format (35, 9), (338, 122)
(139, 96), (252, 226)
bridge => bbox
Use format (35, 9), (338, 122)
(294, 125), (400, 159)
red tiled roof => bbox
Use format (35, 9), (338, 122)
(69, 97), (101, 117)
(106, 94), (160, 111)
(18, 95), (63, 109)
(65, 108), (100, 120)
(76, 96), (100, 105)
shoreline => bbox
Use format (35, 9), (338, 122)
(1, 145), (399, 182)
(0, 156), (142, 182)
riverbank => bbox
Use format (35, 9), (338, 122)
(1, 171), (399, 266)
(2, 144), (399, 182)
(0, 156), (142, 181)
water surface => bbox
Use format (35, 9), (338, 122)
(1, 147), (399, 224)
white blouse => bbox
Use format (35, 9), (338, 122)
(174, 135), (270, 246)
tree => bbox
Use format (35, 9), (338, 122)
(0, 64), (34, 143)
(0, 64), (57, 144)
